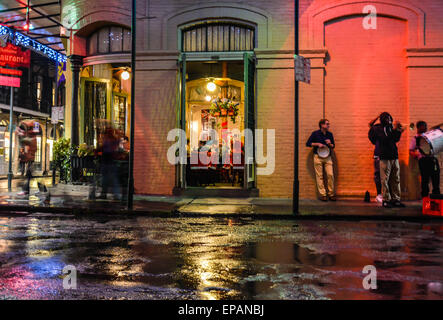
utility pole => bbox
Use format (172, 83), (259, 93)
(293, 0), (300, 215)
(127, 0), (136, 209)
(7, 86), (14, 191)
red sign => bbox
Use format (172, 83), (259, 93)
(0, 75), (20, 87)
(0, 42), (31, 68)
(0, 67), (22, 76)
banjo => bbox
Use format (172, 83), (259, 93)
(317, 145), (331, 158)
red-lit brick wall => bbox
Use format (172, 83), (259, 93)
(63, 0), (443, 198)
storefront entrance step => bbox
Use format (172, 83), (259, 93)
(173, 187), (259, 198)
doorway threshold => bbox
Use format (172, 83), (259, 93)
(173, 187), (259, 198)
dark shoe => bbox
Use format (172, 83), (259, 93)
(320, 196), (328, 202)
(329, 196), (337, 201)
(391, 200), (406, 208)
(382, 200), (393, 208)
(98, 194), (107, 200)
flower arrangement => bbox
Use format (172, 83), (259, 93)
(77, 143), (94, 157)
(209, 98), (240, 123)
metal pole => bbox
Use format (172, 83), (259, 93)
(7, 86), (14, 191)
(52, 76), (58, 186)
(127, 0), (136, 209)
(293, 0), (300, 214)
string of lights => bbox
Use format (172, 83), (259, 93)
(0, 24), (66, 63)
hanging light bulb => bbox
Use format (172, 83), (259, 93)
(121, 70), (130, 80)
(205, 95), (212, 102)
(206, 82), (216, 92)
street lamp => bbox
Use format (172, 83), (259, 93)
(127, 0), (136, 209)
(121, 70), (130, 81)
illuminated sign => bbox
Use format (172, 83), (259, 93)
(0, 68), (22, 76)
(0, 75), (20, 87)
(0, 42), (31, 68)
(0, 25), (66, 63)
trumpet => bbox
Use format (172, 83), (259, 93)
(394, 121), (405, 132)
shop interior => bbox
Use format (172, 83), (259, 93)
(81, 63), (131, 148)
(185, 60), (246, 188)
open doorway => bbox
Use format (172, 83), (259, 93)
(183, 59), (252, 189)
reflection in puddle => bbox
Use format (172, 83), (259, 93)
(0, 217), (442, 299)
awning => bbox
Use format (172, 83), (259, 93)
(0, 1), (66, 56)
(0, 102), (49, 118)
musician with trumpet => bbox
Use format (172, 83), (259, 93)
(306, 119), (336, 202)
(369, 112), (406, 208)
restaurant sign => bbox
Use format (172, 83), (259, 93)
(0, 42), (31, 68)
(0, 75), (20, 87)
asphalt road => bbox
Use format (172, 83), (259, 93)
(0, 214), (442, 300)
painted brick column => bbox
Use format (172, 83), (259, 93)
(68, 54), (83, 147)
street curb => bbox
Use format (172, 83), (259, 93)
(0, 204), (442, 221)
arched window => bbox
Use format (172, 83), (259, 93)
(182, 22), (255, 52)
(87, 26), (131, 56)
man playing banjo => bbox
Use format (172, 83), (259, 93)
(306, 119), (336, 201)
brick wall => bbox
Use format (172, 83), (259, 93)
(63, 0), (443, 198)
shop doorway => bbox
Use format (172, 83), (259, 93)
(178, 53), (256, 190)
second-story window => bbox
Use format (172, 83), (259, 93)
(182, 22), (255, 52)
(87, 26), (131, 56)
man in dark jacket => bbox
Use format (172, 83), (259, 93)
(368, 112), (405, 208)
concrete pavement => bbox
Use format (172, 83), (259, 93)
(0, 182), (439, 220)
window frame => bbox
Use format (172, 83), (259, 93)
(87, 26), (131, 56)
(181, 21), (256, 53)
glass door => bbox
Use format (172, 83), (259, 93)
(243, 52), (256, 189)
(179, 52), (256, 189)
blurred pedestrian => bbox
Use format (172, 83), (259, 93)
(97, 122), (120, 200)
(15, 120), (40, 196)
(18, 147), (26, 176)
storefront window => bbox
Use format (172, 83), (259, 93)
(183, 22), (255, 52)
(35, 136), (41, 164)
(88, 26), (131, 56)
(84, 80), (107, 146)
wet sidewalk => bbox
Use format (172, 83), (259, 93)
(0, 183), (438, 220)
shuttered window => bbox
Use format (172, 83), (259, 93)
(183, 23), (255, 52)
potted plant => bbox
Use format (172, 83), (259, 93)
(53, 138), (75, 183)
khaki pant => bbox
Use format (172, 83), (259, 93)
(380, 159), (401, 202)
(313, 154), (335, 197)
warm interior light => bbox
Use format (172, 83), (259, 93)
(205, 95), (212, 102)
(206, 82), (216, 92)
(121, 70), (130, 80)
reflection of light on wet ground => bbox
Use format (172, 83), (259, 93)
(0, 216), (442, 299)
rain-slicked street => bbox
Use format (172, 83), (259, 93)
(0, 213), (442, 300)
